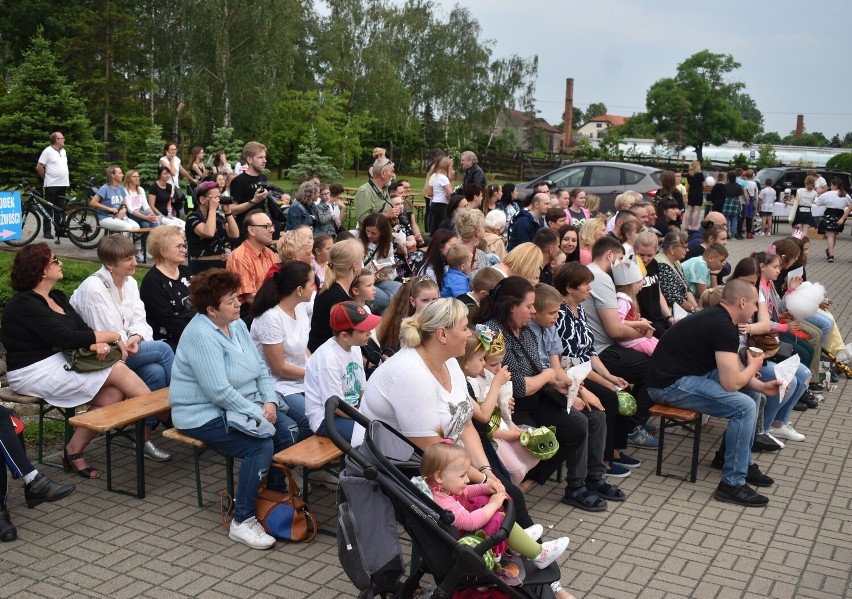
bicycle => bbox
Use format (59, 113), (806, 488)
(4, 178), (102, 249)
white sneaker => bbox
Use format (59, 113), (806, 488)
(135, 251), (144, 261)
(763, 431), (785, 449)
(532, 536), (569, 569)
(229, 516), (276, 549)
(524, 524), (544, 542)
(772, 423), (805, 442)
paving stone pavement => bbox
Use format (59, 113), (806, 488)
(1, 223), (851, 598)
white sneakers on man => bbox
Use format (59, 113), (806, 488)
(771, 423), (805, 442)
(229, 516), (276, 549)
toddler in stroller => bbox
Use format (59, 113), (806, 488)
(326, 396), (570, 599)
(419, 441), (570, 570)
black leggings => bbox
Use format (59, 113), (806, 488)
(428, 203), (446, 234)
(583, 380), (631, 461)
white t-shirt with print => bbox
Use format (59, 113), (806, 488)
(250, 303), (310, 396)
(304, 337), (366, 432)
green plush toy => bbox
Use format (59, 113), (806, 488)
(617, 390), (637, 416)
(518, 425), (559, 460)
(457, 531), (498, 571)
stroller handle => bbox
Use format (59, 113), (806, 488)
(472, 499), (515, 556)
(324, 395), (370, 455)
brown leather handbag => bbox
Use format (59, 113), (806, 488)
(748, 332), (781, 358)
(255, 464), (317, 542)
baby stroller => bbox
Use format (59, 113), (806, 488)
(324, 397), (560, 599)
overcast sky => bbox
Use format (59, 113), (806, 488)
(427, 0), (852, 139)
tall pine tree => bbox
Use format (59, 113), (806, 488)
(0, 29), (102, 188)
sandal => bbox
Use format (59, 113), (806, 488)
(586, 478), (626, 502)
(62, 449), (100, 479)
(560, 486), (607, 512)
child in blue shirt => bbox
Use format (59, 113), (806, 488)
(440, 244), (472, 298)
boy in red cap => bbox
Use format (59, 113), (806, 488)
(304, 301), (381, 441)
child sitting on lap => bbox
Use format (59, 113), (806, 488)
(441, 244), (473, 298)
(421, 441), (569, 569)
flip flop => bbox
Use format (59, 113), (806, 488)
(560, 486), (607, 512)
(586, 478), (626, 502)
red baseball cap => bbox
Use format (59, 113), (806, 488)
(330, 301), (381, 332)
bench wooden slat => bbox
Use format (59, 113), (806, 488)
(273, 435), (342, 469)
(68, 388), (170, 432)
(649, 404), (700, 421)
(0, 387), (42, 404)
(162, 427), (205, 447)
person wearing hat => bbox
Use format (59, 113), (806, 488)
(303, 301), (381, 441)
(612, 257), (659, 356)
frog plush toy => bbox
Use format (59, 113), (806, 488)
(518, 425), (559, 460)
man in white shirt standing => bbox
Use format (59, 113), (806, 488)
(36, 131), (70, 239)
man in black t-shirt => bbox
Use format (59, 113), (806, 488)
(228, 141), (270, 236)
(647, 279), (780, 507)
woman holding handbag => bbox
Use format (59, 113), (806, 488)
(70, 235), (174, 462)
(1, 244), (149, 480)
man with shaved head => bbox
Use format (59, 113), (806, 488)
(646, 278), (779, 507)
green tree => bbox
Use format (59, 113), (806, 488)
(285, 128), (342, 182)
(205, 127), (245, 168)
(782, 130), (828, 147)
(829, 134), (842, 148)
(612, 113), (657, 139)
(755, 144), (780, 170)
(584, 102), (607, 121)
(598, 129), (624, 161)
(826, 153), (852, 172)
(753, 131), (782, 145)
(134, 124), (165, 187)
(0, 30), (101, 186)
(645, 50), (760, 161)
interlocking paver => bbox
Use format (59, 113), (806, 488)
(4, 227), (852, 597)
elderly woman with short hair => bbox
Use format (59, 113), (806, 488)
(170, 269), (286, 550)
(140, 226), (195, 350)
(285, 181), (319, 231)
(71, 235), (174, 461)
(453, 208), (490, 278)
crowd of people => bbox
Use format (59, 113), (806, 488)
(9, 135), (850, 595)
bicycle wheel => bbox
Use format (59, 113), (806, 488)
(65, 206), (102, 249)
(3, 206), (40, 247)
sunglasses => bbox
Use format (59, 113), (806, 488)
(50, 256), (61, 264)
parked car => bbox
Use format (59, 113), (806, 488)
(754, 167), (852, 200)
(515, 161), (663, 213)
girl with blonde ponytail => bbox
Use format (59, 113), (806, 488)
(308, 239), (365, 352)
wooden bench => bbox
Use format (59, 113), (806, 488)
(162, 428), (235, 508)
(0, 387), (78, 466)
(273, 435), (343, 503)
(68, 388), (170, 498)
(649, 404), (703, 483)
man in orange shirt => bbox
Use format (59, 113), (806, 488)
(227, 209), (277, 325)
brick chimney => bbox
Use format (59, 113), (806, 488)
(562, 78), (574, 151)
(795, 114), (804, 139)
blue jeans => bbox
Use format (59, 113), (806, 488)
(372, 280), (403, 315)
(279, 393), (313, 443)
(649, 369), (756, 486)
(806, 311), (833, 349)
(317, 416), (356, 442)
(125, 340), (174, 391)
(727, 215), (738, 238)
(182, 417), (273, 523)
(761, 363), (809, 429)
(126, 340), (174, 427)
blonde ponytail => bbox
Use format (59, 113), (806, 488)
(323, 239), (364, 292)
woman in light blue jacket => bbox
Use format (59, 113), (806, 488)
(170, 269), (296, 550)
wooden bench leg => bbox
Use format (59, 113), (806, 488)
(192, 447), (204, 508)
(656, 416), (667, 478)
(690, 418), (702, 483)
